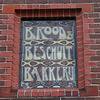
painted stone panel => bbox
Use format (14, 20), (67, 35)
(20, 20), (77, 89)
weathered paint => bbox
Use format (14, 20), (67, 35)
(20, 20), (77, 89)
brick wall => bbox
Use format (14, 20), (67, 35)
(0, 0), (100, 100)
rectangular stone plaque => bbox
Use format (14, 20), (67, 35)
(20, 20), (77, 89)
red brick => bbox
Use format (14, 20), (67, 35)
(12, 70), (19, 77)
(84, 62), (96, 67)
(8, 35), (13, 40)
(52, 89), (58, 96)
(72, 0), (92, 3)
(0, 25), (7, 29)
(45, 89), (51, 97)
(83, 19), (94, 23)
(84, 51), (95, 55)
(0, 87), (11, 97)
(76, 4), (93, 12)
(5, 81), (11, 86)
(0, 63), (12, 68)
(38, 89), (45, 97)
(77, 58), (84, 65)
(0, 47), (6, 51)
(0, 52), (12, 57)
(26, 0), (47, 4)
(77, 26), (83, 32)
(1, 41), (13, 45)
(13, 42), (20, 48)
(7, 46), (13, 51)
(27, 5), (32, 9)
(14, 16), (21, 22)
(8, 24), (14, 30)
(2, 20), (14, 24)
(70, 4), (76, 8)
(2, 30), (14, 35)
(13, 53), (19, 59)
(89, 24), (100, 28)
(94, 8), (100, 12)
(77, 46), (84, 53)
(0, 75), (11, 80)
(12, 58), (19, 65)
(85, 80), (91, 85)
(73, 89), (78, 96)
(25, 89), (31, 97)
(97, 74), (100, 78)
(84, 45), (89, 50)
(89, 13), (99, 18)
(92, 79), (100, 84)
(18, 90), (24, 97)
(78, 81), (85, 88)
(85, 74), (96, 79)
(43, 5), (50, 9)
(84, 56), (90, 61)
(65, 89), (71, 96)
(91, 68), (100, 72)
(6, 68), (11, 74)
(96, 51), (100, 55)
(0, 36), (6, 40)
(12, 64), (19, 71)
(84, 68), (90, 73)
(21, 5), (27, 9)
(80, 86), (98, 96)
(4, 0), (25, 4)
(83, 14), (88, 18)
(49, 0), (70, 3)
(90, 34), (100, 39)
(97, 62), (100, 66)
(78, 69), (84, 76)
(9, 15), (14, 19)
(59, 89), (65, 96)
(13, 47), (20, 54)
(32, 89), (38, 97)
(0, 58), (5, 62)
(12, 75), (19, 83)
(0, 15), (8, 19)
(14, 27), (20, 33)
(91, 56), (100, 61)
(96, 40), (100, 44)
(14, 21), (20, 27)
(11, 81), (18, 89)
(78, 75), (84, 82)
(0, 81), (4, 86)
(77, 52), (84, 58)
(95, 29), (100, 33)
(0, 69), (5, 74)
(95, 19), (100, 23)
(76, 20), (82, 26)
(78, 64), (84, 70)
(83, 34), (89, 39)
(3, 5), (20, 14)
(83, 24), (88, 29)
(77, 36), (83, 42)
(90, 45), (100, 50)
(83, 29), (94, 33)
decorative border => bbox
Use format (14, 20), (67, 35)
(2, 4), (98, 97)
